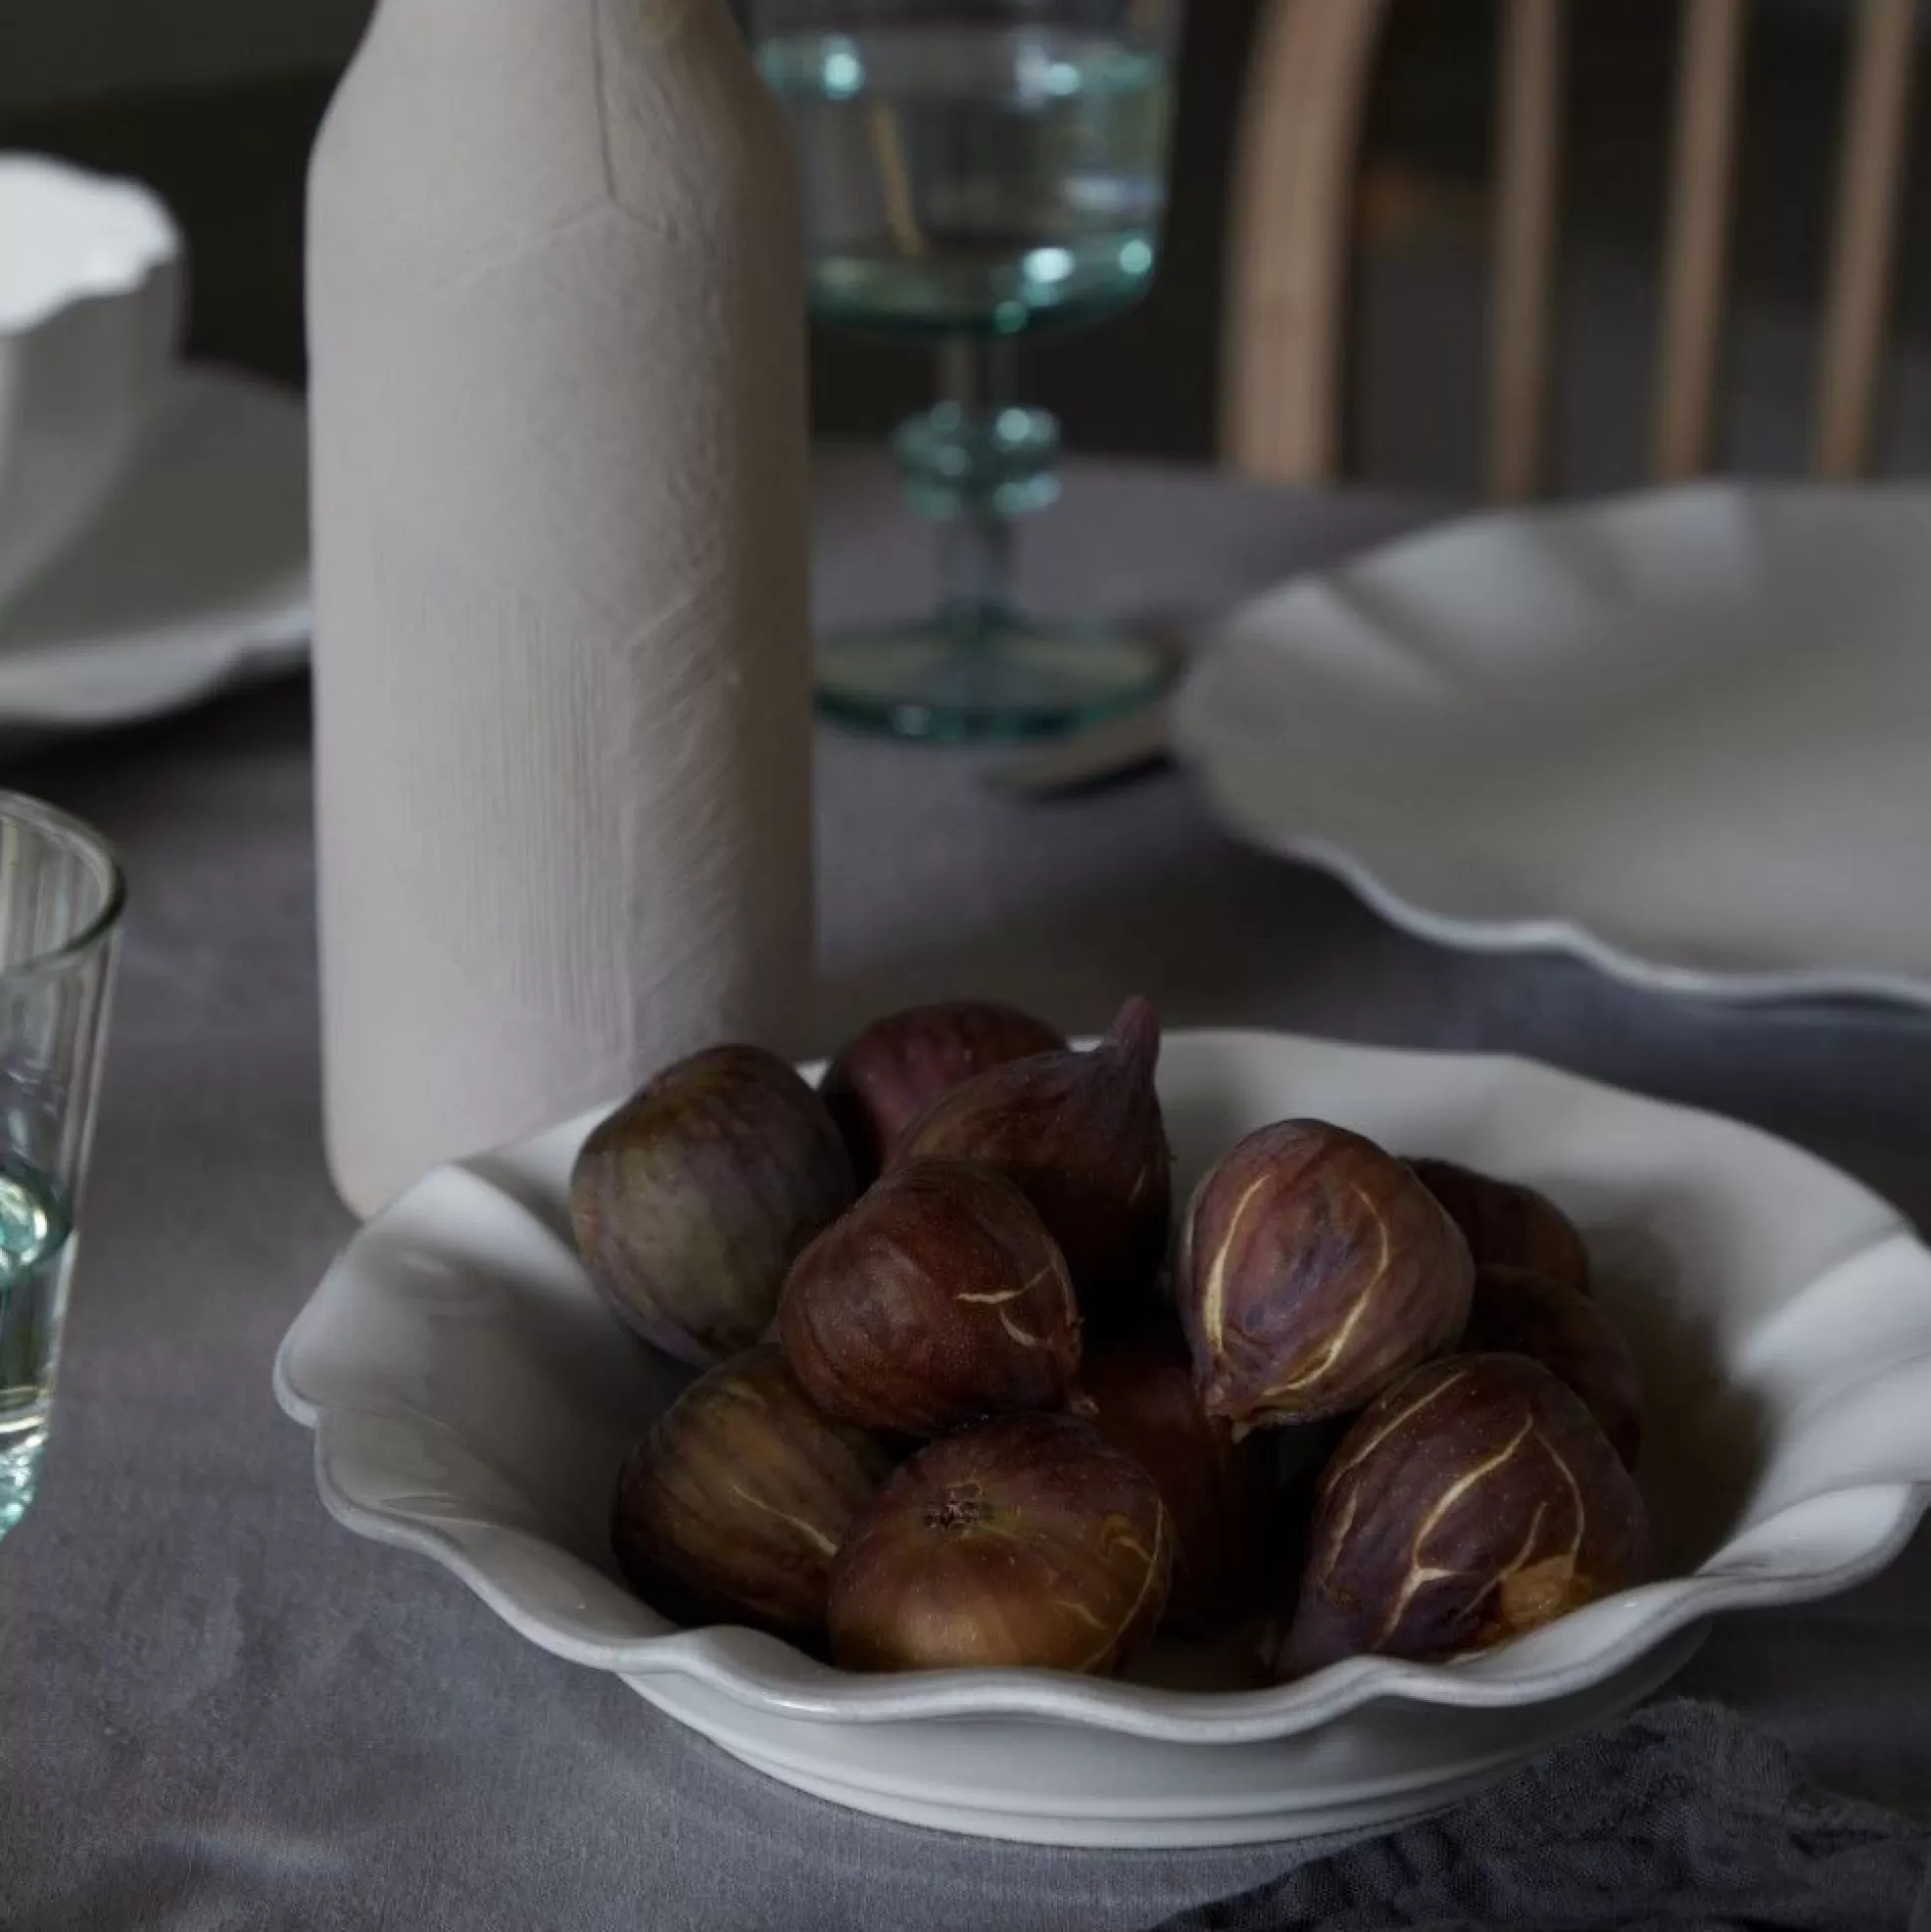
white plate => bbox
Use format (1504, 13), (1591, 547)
(1174, 484), (1931, 1005)
(275, 1030), (1931, 1845)
(0, 363), (308, 728)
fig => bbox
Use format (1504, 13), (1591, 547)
(611, 1346), (895, 1636)
(828, 1411), (1172, 1674)
(1465, 1266), (1643, 1467)
(892, 996), (1171, 1330)
(820, 999), (1066, 1183)
(571, 1044), (855, 1367)
(1180, 1120), (1473, 1431)
(1277, 1353), (1650, 1676)
(779, 1160), (1082, 1436)
(1408, 1158), (1592, 1295)
(1082, 1315), (1270, 1638)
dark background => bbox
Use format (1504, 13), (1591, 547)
(6, 2), (1928, 490)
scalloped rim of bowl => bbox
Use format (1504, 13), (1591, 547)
(275, 1029), (1931, 1747)
(0, 153), (181, 335)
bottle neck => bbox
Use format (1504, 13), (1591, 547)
(357, 0), (743, 77)
(324, 0), (772, 238)
(368, 0), (737, 46)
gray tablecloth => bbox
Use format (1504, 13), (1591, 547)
(3, 454), (1929, 1931)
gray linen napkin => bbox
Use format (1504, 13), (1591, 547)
(1155, 1701), (1931, 1932)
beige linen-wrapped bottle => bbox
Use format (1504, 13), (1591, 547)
(308, 0), (814, 1215)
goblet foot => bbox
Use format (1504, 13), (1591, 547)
(815, 615), (1170, 743)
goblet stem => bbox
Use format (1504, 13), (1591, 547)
(939, 499), (1013, 643)
(899, 335), (1062, 655)
(935, 337), (1018, 640)
(820, 334), (1162, 743)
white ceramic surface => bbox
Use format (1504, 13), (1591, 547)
(275, 1029), (1931, 1844)
(0, 364), (309, 728)
(0, 155), (183, 612)
(309, 0), (814, 1224)
(1173, 484), (1931, 1006)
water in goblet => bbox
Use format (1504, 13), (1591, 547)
(761, 21), (1169, 336)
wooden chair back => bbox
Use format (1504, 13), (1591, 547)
(1221, 0), (1921, 497)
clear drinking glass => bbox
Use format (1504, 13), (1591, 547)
(751, 0), (1183, 741)
(0, 795), (122, 1537)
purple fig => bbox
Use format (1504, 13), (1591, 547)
(1180, 1120), (1474, 1431)
(1278, 1353), (1650, 1676)
(829, 1411), (1172, 1674)
(1408, 1158), (1592, 1295)
(820, 1000), (1066, 1183)
(571, 1045), (855, 1367)
(1082, 1313), (1271, 1638)
(612, 1346), (895, 1636)
(779, 1160), (1082, 1436)
(1465, 1266), (1643, 1467)
(892, 996), (1172, 1330)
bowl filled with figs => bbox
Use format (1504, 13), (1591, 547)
(278, 1000), (1931, 1845)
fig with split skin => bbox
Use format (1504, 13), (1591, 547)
(570, 1044), (855, 1367)
(820, 999), (1066, 1184)
(611, 1345), (896, 1637)
(1180, 1120), (1474, 1431)
(828, 1411), (1173, 1675)
(1276, 1352), (1650, 1677)
(779, 1159), (1082, 1437)
(892, 996), (1172, 1331)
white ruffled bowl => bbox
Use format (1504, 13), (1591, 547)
(0, 154), (183, 611)
(275, 1030), (1931, 1845)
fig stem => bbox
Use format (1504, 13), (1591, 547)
(1105, 995), (1162, 1067)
